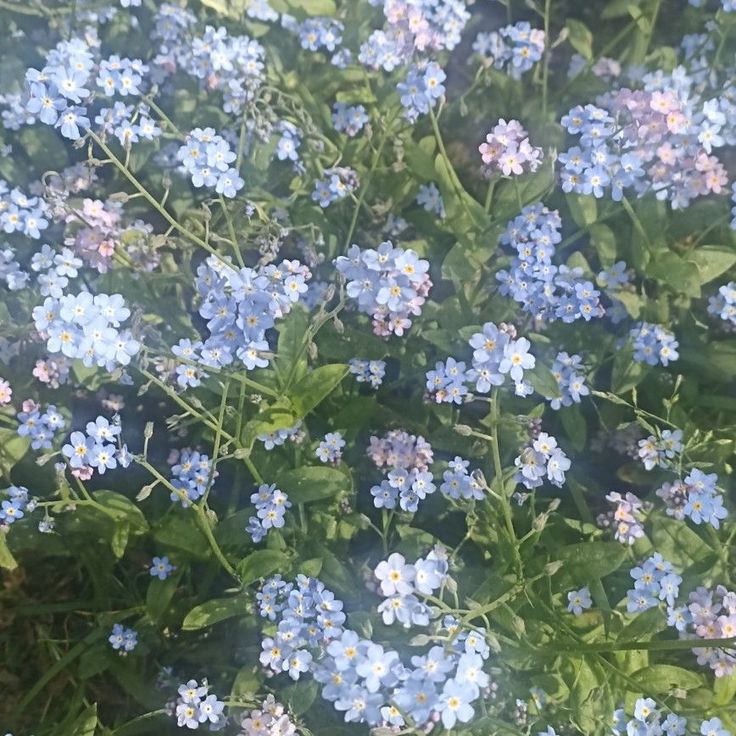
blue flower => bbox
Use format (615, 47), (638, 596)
(567, 586), (592, 615)
(150, 555), (175, 580)
(439, 678), (475, 728)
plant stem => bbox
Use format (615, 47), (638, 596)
(88, 130), (227, 264)
(489, 388), (524, 578)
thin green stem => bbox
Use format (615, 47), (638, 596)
(489, 389), (524, 578)
(541, 0), (552, 119)
(218, 194), (245, 268)
(88, 130), (226, 264)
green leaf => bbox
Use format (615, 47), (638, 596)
(92, 491), (148, 533)
(602, 0), (641, 18)
(566, 19), (594, 59)
(0, 533), (18, 571)
(589, 224), (618, 267)
(441, 237), (492, 284)
(238, 549), (290, 586)
(71, 703), (98, 736)
(182, 596), (249, 630)
(611, 348), (647, 394)
(404, 136), (437, 180)
(231, 665), (262, 699)
(276, 307), (310, 386)
(649, 514), (712, 567)
(289, 363), (348, 417)
(433, 154), (488, 231)
(245, 398), (298, 438)
(285, 0), (336, 15)
(647, 252), (701, 298)
(493, 163), (556, 222)
(275, 466), (350, 503)
(560, 405), (586, 451)
(110, 522), (130, 558)
(631, 664), (702, 693)
(153, 512), (210, 559)
(686, 245), (736, 285)
(613, 291), (642, 319)
(200, 0), (251, 16)
(558, 541), (627, 583)
(567, 193), (598, 228)
(146, 567), (184, 622)
(283, 678), (319, 715)
(0, 428), (30, 471)
(714, 672), (736, 706)
(527, 362), (562, 399)
(618, 607), (667, 642)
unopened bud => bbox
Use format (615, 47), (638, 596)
(454, 424), (473, 436)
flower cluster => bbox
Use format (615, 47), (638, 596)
(708, 281), (736, 325)
(0, 248), (28, 290)
(192, 255), (311, 371)
(416, 182), (445, 217)
(176, 128), (244, 198)
(472, 22), (545, 76)
(173, 679), (225, 730)
(169, 449), (213, 507)
(370, 465), (436, 512)
(95, 101), (162, 147)
(656, 469), (727, 528)
(548, 352), (589, 409)
(630, 322), (679, 366)
(257, 422), (302, 450)
(439, 457), (485, 501)
(625, 554), (681, 613)
(150, 555), (175, 580)
(336, 241), (432, 337)
(17, 401), (65, 450)
(316, 432), (345, 463)
(257, 555), (491, 730)
(397, 61), (446, 121)
(496, 205), (604, 324)
(367, 430), (433, 472)
(332, 103), (369, 137)
(479, 119), (543, 177)
(32, 357), (72, 389)
(240, 695), (297, 736)
(291, 17), (344, 55)
(348, 359), (386, 388)
(62, 198), (156, 274)
(358, 0), (469, 72)
(61, 415), (130, 479)
(514, 433), (571, 490)
(32, 291), (140, 371)
(20, 39), (97, 141)
(637, 429), (683, 470)
(674, 585), (736, 677)
(246, 484), (291, 543)
(597, 491), (646, 545)
(558, 82), (731, 207)
(611, 700), (695, 736)
(0, 486), (34, 528)
(374, 550), (447, 626)
(312, 166), (359, 208)
(426, 322), (538, 402)
(109, 623), (138, 654)
(0, 182), (50, 240)
(275, 121), (302, 164)
(151, 18), (266, 116)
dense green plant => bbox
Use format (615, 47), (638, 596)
(1, 0), (736, 735)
